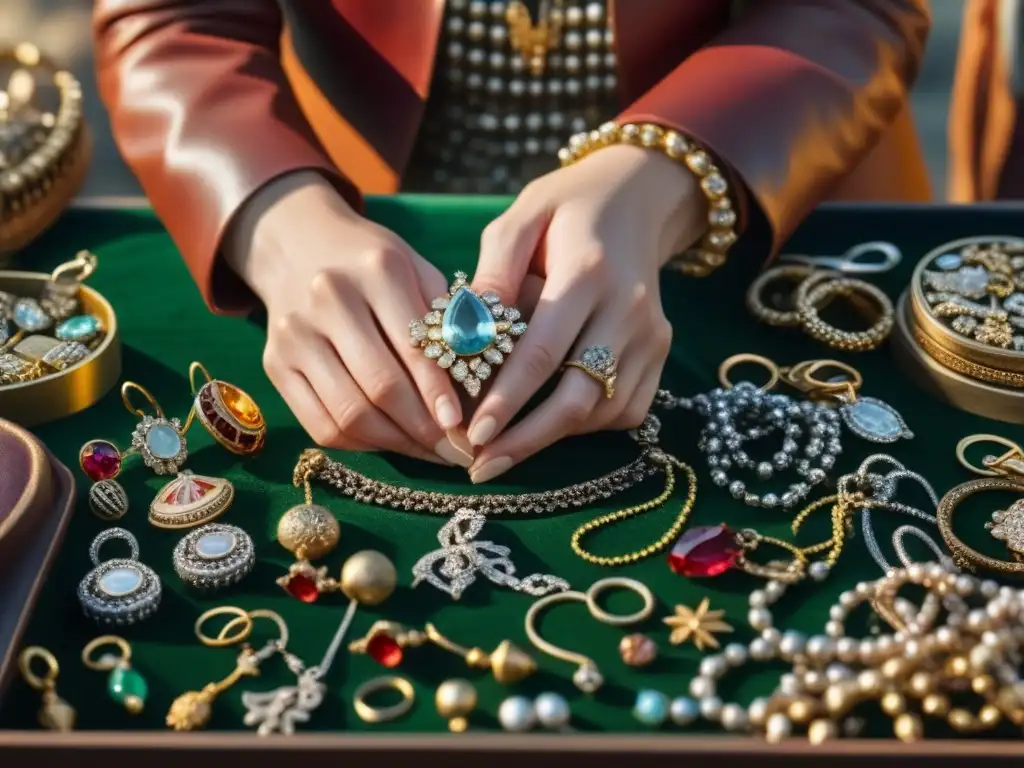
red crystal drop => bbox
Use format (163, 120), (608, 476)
(284, 574), (320, 603)
(366, 632), (403, 668)
(80, 440), (122, 481)
(667, 524), (741, 577)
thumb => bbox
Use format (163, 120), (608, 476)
(471, 206), (551, 306)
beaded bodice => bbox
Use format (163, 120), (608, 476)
(404, 0), (619, 195)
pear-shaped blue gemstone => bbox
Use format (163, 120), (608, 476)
(441, 288), (497, 356)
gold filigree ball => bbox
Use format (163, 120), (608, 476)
(276, 503), (340, 561)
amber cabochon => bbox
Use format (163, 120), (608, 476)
(0, 270), (120, 426)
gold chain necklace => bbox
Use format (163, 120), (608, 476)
(506, 0), (565, 75)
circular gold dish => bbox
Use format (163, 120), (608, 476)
(0, 43), (91, 263)
(892, 291), (1024, 426)
(910, 235), (1024, 374)
(0, 271), (120, 427)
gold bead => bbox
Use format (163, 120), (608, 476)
(807, 718), (837, 744)
(465, 648), (488, 668)
(979, 704), (1002, 728)
(489, 640), (536, 684)
(824, 683), (854, 715)
(881, 658), (909, 680)
(880, 691), (906, 716)
(945, 655), (969, 678)
(435, 679), (477, 732)
(276, 504), (339, 560)
(787, 697), (816, 724)
(921, 693), (950, 717)
(894, 712), (923, 743)
(971, 674), (996, 696)
(948, 708), (975, 732)
(339, 550), (397, 606)
(908, 671), (933, 696)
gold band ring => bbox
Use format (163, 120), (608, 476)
(352, 675), (416, 724)
(717, 353), (780, 391)
(217, 609), (289, 650)
(194, 605), (254, 647)
(82, 635), (131, 671)
(18, 646), (59, 690)
(562, 345), (617, 398)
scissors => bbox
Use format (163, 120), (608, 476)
(778, 241), (902, 274)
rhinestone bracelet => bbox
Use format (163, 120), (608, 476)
(556, 121), (738, 277)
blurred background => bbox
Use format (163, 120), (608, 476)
(1, 0), (962, 200)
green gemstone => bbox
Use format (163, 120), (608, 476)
(108, 665), (148, 713)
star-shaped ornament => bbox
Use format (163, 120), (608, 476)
(663, 598), (734, 651)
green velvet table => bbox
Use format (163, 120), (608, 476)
(1, 198), (1023, 745)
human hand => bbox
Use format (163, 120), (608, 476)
(225, 171), (473, 466)
(465, 144), (708, 482)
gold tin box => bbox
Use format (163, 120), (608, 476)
(0, 269), (120, 426)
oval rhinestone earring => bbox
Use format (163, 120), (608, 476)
(184, 361), (266, 455)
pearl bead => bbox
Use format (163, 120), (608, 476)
(670, 696), (699, 726)
(778, 631), (805, 659)
(749, 590), (768, 608)
(749, 637), (774, 660)
(778, 673), (801, 696)
(765, 713), (792, 743)
(534, 693), (570, 729)
(805, 636), (833, 661)
(720, 703), (748, 732)
(765, 580), (786, 601)
(723, 643), (748, 666)
(689, 676), (715, 699)
(825, 663), (852, 682)
(700, 656), (727, 678)
(699, 696), (723, 720)
(747, 697), (768, 727)
(748, 608), (772, 631)
(498, 696), (536, 732)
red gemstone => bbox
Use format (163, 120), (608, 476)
(667, 524), (741, 577)
(80, 440), (122, 481)
(284, 574), (320, 603)
(366, 632), (403, 667)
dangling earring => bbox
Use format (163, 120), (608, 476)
(183, 361), (266, 455)
(79, 381), (188, 485)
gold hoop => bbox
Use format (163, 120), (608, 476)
(956, 434), (1024, 477)
(937, 476), (1024, 575)
(745, 264), (818, 327)
(584, 577), (655, 626)
(19, 646), (59, 690)
(50, 249), (98, 284)
(352, 675), (416, 724)
(194, 606), (254, 647)
(796, 277), (895, 352)
(120, 381), (165, 418)
(717, 353), (780, 391)
(188, 361), (213, 395)
(217, 609), (289, 650)
(81, 635), (131, 671)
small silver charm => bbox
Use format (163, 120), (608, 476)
(838, 395), (913, 443)
(412, 509), (570, 600)
(88, 479), (129, 521)
(78, 528), (161, 625)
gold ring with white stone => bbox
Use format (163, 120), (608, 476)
(562, 346), (617, 399)
(409, 271), (527, 397)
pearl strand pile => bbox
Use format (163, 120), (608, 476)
(677, 563), (1024, 742)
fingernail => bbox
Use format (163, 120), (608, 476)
(435, 437), (473, 468)
(446, 429), (475, 460)
(468, 416), (497, 447)
(434, 396), (461, 430)
(470, 455), (513, 484)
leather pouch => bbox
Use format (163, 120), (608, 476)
(0, 419), (76, 697)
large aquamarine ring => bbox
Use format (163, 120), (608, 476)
(409, 272), (527, 397)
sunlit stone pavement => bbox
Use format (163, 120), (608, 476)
(2, 0), (963, 200)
